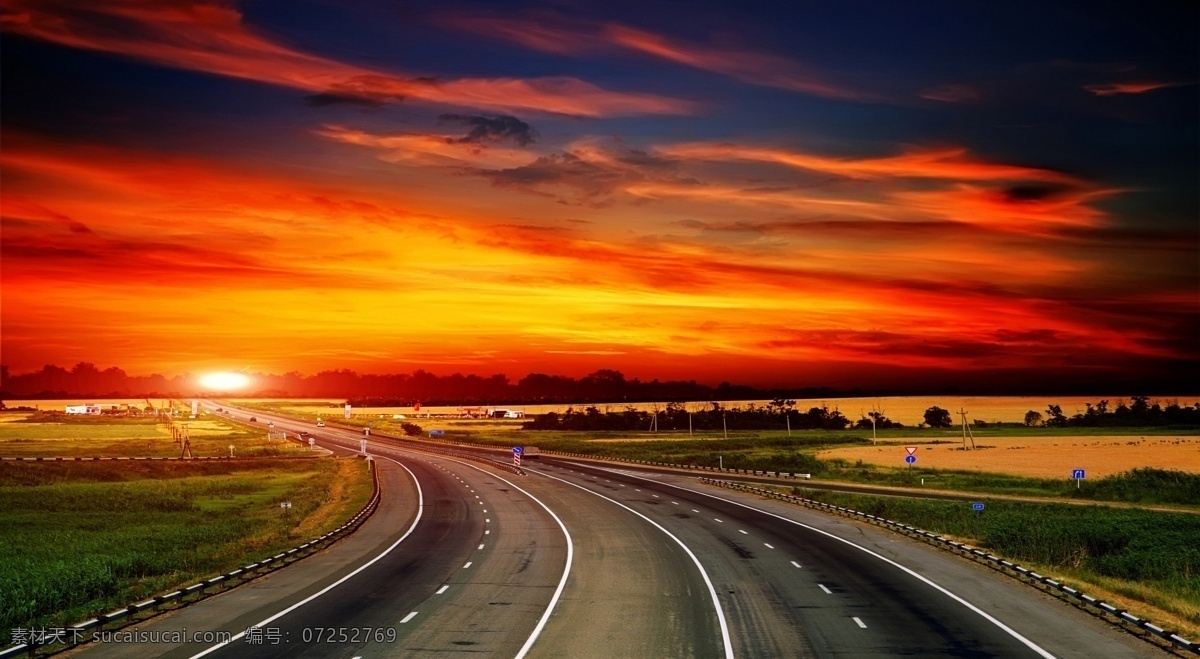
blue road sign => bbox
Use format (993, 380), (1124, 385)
(513, 446), (523, 456)
(972, 502), (985, 511)
(905, 455), (916, 464)
(1072, 469), (1085, 479)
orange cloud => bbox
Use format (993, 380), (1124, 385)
(0, 0), (692, 117)
(1084, 80), (1196, 96)
(657, 143), (1076, 182)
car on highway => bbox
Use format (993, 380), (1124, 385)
(316, 421), (325, 427)
(248, 416), (257, 422)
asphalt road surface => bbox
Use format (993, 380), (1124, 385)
(66, 402), (1157, 658)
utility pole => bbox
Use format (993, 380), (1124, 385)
(722, 411), (728, 440)
(958, 408), (976, 450)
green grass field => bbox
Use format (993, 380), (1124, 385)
(0, 458), (373, 645)
(0, 411), (302, 458)
(788, 488), (1200, 637)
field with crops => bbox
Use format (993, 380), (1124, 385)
(0, 457), (373, 644)
(819, 435), (1200, 479)
(0, 411), (300, 458)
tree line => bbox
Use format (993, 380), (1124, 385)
(0, 363), (848, 402)
(1023, 396), (1200, 427)
(523, 400), (867, 431)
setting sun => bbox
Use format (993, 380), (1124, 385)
(198, 372), (251, 391)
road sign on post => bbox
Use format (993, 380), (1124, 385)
(972, 502), (985, 512)
(905, 446), (917, 456)
(513, 446), (523, 468)
(308, 437), (315, 450)
(905, 455), (916, 467)
(1072, 468), (1085, 489)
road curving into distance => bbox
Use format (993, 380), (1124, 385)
(65, 401), (1159, 658)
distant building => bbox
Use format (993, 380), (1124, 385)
(487, 408), (525, 419)
(65, 405), (102, 415)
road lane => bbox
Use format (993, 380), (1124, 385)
(538, 459), (1156, 658)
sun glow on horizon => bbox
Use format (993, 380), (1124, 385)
(199, 372), (251, 391)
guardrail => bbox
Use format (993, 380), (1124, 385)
(0, 457), (382, 658)
(698, 476), (1199, 656)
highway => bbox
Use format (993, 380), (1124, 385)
(67, 402), (1157, 658)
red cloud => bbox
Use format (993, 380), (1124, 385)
(439, 14), (866, 100)
(0, 0), (692, 117)
(1084, 80), (1196, 96)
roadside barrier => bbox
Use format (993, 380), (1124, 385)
(0, 457), (382, 658)
(698, 476), (1199, 657)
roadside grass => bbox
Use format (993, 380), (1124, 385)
(0, 458), (374, 644)
(784, 488), (1200, 639)
(0, 411), (301, 458)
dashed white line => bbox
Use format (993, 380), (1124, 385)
(738, 529), (748, 535)
(764, 543), (774, 549)
(401, 612), (418, 624)
(532, 470), (734, 659)
(714, 518), (723, 523)
(599, 467), (1058, 659)
(436, 585), (449, 595)
(853, 617), (867, 629)
(464, 561), (472, 569)
(485, 529), (491, 534)
(818, 584), (833, 594)
(791, 561), (802, 568)
(478, 543), (485, 549)
(671, 501), (679, 505)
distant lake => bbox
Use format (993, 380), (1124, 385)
(334, 394), (1200, 426)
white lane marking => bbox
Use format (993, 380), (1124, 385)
(436, 585), (449, 595)
(532, 471), (735, 659)
(430, 459), (574, 659)
(819, 584), (833, 594)
(486, 519), (490, 522)
(636, 489), (641, 491)
(692, 509), (700, 513)
(189, 455), (424, 658)
(714, 518), (723, 523)
(401, 612), (418, 623)
(791, 561), (802, 568)
(853, 617), (867, 629)
(464, 562), (473, 568)
(738, 530), (748, 535)
(764, 543), (774, 549)
(653, 494), (660, 498)
(483, 509), (488, 513)
(596, 469), (1058, 659)
(485, 529), (491, 534)
(671, 501), (679, 505)
(478, 544), (485, 549)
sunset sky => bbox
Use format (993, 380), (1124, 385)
(2, 0), (1197, 391)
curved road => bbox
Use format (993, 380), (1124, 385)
(67, 402), (1157, 658)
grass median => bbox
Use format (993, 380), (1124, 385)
(0, 457), (374, 645)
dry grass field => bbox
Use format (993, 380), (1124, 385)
(819, 435), (1200, 478)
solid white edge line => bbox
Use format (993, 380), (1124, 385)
(586, 465), (1057, 659)
(533, 470), (735, 659)
(188, 455), (424, 659)
(433, 458), (574, 659)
